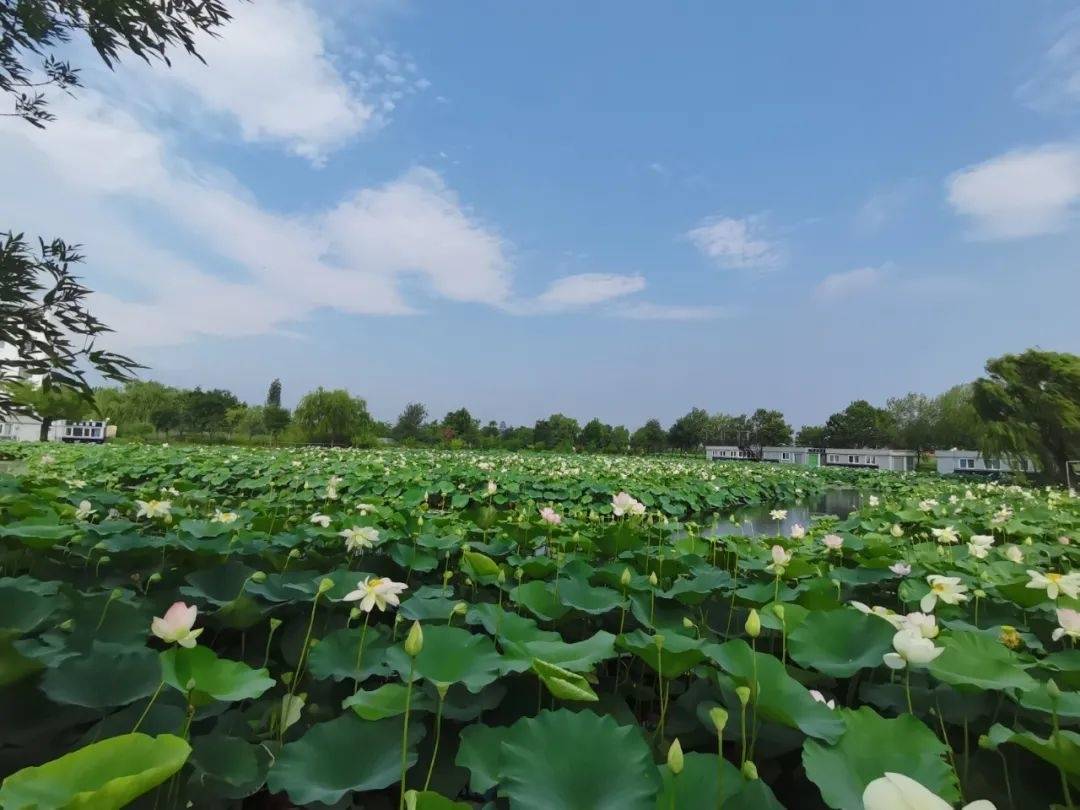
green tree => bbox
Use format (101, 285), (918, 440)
(442, 407), (479, 445)
(747, 408), (793, 450)
(266, 379), (282, 408)
(264, 405), (291, 438)
(182, 388), (240, 435)
(667, 407), (712, 450)
(6, 380), (90, 441)
(885, 392), (938, 453)
(608, 425), (630, 452)
(795, 425), (826, 446)
(631, 419), (667, 453)
(932, 384), (983, 449)
(973, 349), (1080, 482)
(579, 418), (614, 452)
(533, 414), (580, 450)
(822, 400), (897, 448)
(392, 402), (428, 442)
(293, 388), (371, 446)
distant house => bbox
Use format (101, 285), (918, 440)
(936, 449), (1035, 476)
(0, 417), (109, 444)
(706, 444), (917, 472)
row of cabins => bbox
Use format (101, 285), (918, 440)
(705, 445), (1034, 476)
(0, 417), (112, 444)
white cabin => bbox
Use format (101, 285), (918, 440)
(935, 449), (1035, 476)
(822, 448), (917, 472)
(0, 417), (109, 443)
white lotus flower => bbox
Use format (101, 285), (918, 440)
(539, 507), (562, 525)
(851, 601), (905, 628)
(769, 509), (788, 521)
(340, 526), (380, 554)
(151, 602), (202, 648)
(918, 499), (938, 512)
(967, 535), (994, 559)
(1026, 570), (1080, 600)
(766, 544), (792, 573)
(486, 480), (497, 496)
(212, 509), (238, 524)
(790, 523), (806, 539)
(136, 499), (172, 520)
(920, 575), (969, 613)
(822, 534), (843, 551)
(991, 505), (1013, 525)
(889, 562), (912, 576)
(356, 503), (376, 515)
(883, 629), (943, 670)
(612, 492), (644, 517)
(863, 772), (996, 810)
(809, 689), (835, 709)
(890, 524), (905, 538)
(310, 513), (331, 528)
(343, 576), (409, 612)
(1003, 545), (1023, 564)
(868, 495), (880, 507)
(930, 526), (959, 545)
(1053, 608), (1080, 642)
(900, 612), (939, 639)
(75, 500), (96, 521)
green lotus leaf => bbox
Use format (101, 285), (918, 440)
(462, 549), (501, 578)
(404, 789), (472, 809)
(399, 594), (461, 621)
(161, 646), (275, 703)
(1014, 680), (1080, 718)
(42, 642), (160, 709)
(499, 709), (661, 810)
(0, 577), (63, 633)
(502, 630), (616, 672)
(555, 577), (624, 614)
(617, 630), (704, 678)
(266, 713), (425, 805)
(188, 733), (270, 801)
(653, 752), (779, 809)
(787, 609), (896, 677)
(928, 631), (1037, 691)
(705, 639), (845, 742)
(532, 658), (598, 702)
(343, 682), (435, 720)
(468, 603), (559, 645)
(0, 520), (74, 547)
(388, 625), (506, 692)
(802, 706), (957, 810)
(986, 723), (1080, 779)
(511, 580), (571, 621)
(0, 733), (190, 810)
(306, 625), (391, 682)
(455, 723), (507, 793)
(180, 561), (256, 606)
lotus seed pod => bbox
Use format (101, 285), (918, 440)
(443, 571), (453, 583)
(317, 578), (334, 594)
(736, 686), (751, 706)
(741, 761), (758, 780)
(620, 567), (632, 586)
(288, 549), (301, 558)
(709, 706), (729, 734)
(745, 609), (761, 638)
(453, 602), (468, 615)
(667, 738), (684, 774)
(251, 571), (267, 583)
(405, 621), (424, 657)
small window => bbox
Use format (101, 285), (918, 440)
(869, 456), (876, 464)
(958, 458), (974, 469)
(782, 452), (790, 460)
(984, 458), (1000, 470)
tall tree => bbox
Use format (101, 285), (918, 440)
(579, 418), (614, 452)
(533, 414), (580, 450)
(392, 402), (428, 442)
(885, 392), (939, 454)
(822, 400), (897, 448)
(293, 388), (371, 446)
(266, 379), (282, 408)
(795, 425), (826, 446)
(442, 407), (479, 444)
(631, 419), (667, 453)
(667, 407), (712, 450)
(973, 349), (1080, 482)
(747, 408), (793, 450)
(6, 379), (89, 441)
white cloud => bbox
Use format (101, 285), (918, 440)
(855, 181), (917, 233)
(614, 302), (731, 321)
(536, 273), (646, 309)
(946, 145), (1080, 239)
(685, 215), (781, 269)
(814, 267), (886, 301)
(0, 93), (508, 348)
(113, 0), (423, 164)
(1017, 12), (1080, 113)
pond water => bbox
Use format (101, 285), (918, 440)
(696, 488), (862, 538)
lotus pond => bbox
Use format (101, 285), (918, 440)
(0, 444), (1077, 809)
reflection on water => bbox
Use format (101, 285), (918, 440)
(699, 488), (862, 538)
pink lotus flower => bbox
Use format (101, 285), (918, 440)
(539, 507), (562, 525)
(822, 534), (843, 551)
(612, 492), (645, 517)
(151, 602), (203, 648)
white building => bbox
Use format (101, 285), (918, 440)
(707, 444), (917, 472)
(0, 417), (110, 443)
(822, 448), (918, 472)
(935, 449), (1035, 476)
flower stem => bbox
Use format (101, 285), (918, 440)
(352, 612), (371, 694)
(399, 660), (416, 810)
(132, 680), (165, 733)
(282, 591), (322, 742)
(423, 690), (445, 792)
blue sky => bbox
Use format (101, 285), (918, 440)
(2, 1), (1080, 429)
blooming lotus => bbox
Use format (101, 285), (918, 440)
(769, 509), (788, 521)
(1053, 608), (1080, 642)
(539, 507), (562, 525)
(868, 495), (880, 507)
(766, 544), (792, 573)
(136, 499), (172, 521)
(612, 492), (644, 517)
(930, 526), (959, 545)
(889, 562), (912, 576)
(310, 513), (331, 528)
(883, 629), (943, 670)
(822, 534), (843, 551)
(991, 505), (1013, 525)
(967, 534), (994, 559)
(918, 499), (938, 512)
(890, 524), (904, 538)
(851, 601), (904, 628)
(900, 612), (938, 639)
(212, 509), (238, 524)
(343, 576), (408, 612)
(863, 772), (996, 810)
(1059, 535), (1072, 546)
(790, 523), (806, 539)
(340, 526), (380, 554)
(1026, 570), (1080, 600)
(486, 481), (498, 496)
(1003, 545), (1023, 564)
(151, 602), (203, 648)
(74, 500), (95, 521)
(920, 575), (969, 612)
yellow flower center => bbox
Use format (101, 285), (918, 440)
(368, 578), (384, 588)
(933, 583), (946, 593)
(1047, 573), (1062, 584)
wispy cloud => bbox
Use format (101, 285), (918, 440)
(814, 267), (887, 301)
(613, 302), (733, 321)
(685, 215), (782, 270)
(1017, 11), (1080, 114)
(946, 144), (1080, 239)
(855, 180), (917, 234)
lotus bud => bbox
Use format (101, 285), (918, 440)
(1047, 679), (1062, 701)
(978, 734), (994, 750)
(58, 619), (73, 632)
(620, 568), (632, 587)
(281, 671), (293, 685)
(147, 572), (162, 585)
(745, 609), (761, 639)
(515, 568), (524, 581)
(251, 571), (267, 583)
(288, 549), (301, 558)
(185, 678), (197, 692)
(649, 571), (658, 587)
(498, 569), (507, 583)
(417, 516), (424, 527)
(709, 706), (729, 734)
(772, 604), (785, 621)
(405, 621), (424, 657)
(269, 617), (282, 631)
(736, 686), (751, 707)
(1024, 537), (1033, 546)
(436, 682), (450, 699)
(654, 633), (665, 650)
(317, 578), (334, 595)
(667, 738), (684, 774)
(442, 570), (453, 583)
(973, 588), (986, 599)
(682, 617), (695, 630)
(349, 607), (362, 622)
(453, 602), (468, 615)
(741, 761), (758, 780)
